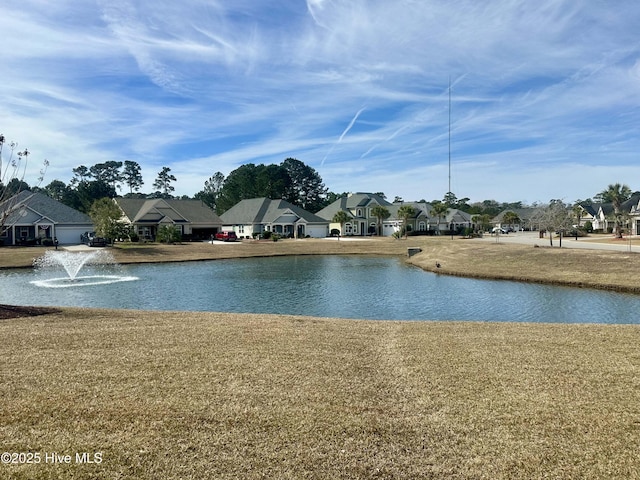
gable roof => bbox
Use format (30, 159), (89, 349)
(115, 198), (222, 225)
(579, 203), (600, 217)
(386, 202), (432, 220)
(316, 193), (392, 220)
(0, 190), (92, 225)
(492, 207), (544, 223)
(220, 198), (328, 225)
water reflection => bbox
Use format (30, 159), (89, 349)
(1, 255), (638, 324)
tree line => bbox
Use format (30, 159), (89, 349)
(7, 157), (336, 215)
(1, 132), (637, 228)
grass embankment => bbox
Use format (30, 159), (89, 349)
(2, 309), (639, 479)
(408, 239), (640, 293)
(1, 238), (640, 479)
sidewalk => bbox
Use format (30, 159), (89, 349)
(475, 231), (638, 252)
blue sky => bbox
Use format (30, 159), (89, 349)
(2, 0), (639, 204)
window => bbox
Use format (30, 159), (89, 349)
(138, 227), (152, 240)
(238, 225), (245, 234)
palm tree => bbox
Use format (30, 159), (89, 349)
(472, 214), (491, 234)
(371, 205), (390, 236)
(599, 183), (631, 238)
(332, 210), (350, 239)
(430, 202), (450, 235)
(502, 211), (520, 232)
(397, 205), (416, 239)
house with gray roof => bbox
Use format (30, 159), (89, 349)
(595, 194), (640, 234)
(384, 202), (433, 236)
(492, 207), (545, 231)
(316, 193), (393, 236)
(316, 194), (471, 236)
(0, 190), (94, 245)
(220, 197), (329, 238)
(115, 198), (222, 241)
(391, 202), (474, 235)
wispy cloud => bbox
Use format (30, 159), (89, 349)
(321, 107), (366, 166)
(2, 0), (639, 203)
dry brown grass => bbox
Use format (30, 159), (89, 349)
(2, 309), (639, 479)
(2, 238), (640, 478)
(408, 239), (640, 293)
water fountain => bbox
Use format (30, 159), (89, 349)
(31, 250), (138, 288)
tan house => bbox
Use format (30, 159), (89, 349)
(115, 198), (222, 241)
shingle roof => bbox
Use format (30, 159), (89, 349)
(388, 202), (431, 219)
(0, 191), (92, 224)
(491, 207), (544, 223)
(315, 193), (392, 220)
(220, 198), (328, 224)
(115, 198), (221, 225)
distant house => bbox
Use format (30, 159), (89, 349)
(220, 197), (329, 238)
(629, 198), (640, 235)
(0, 190), (93, 245)
(442, 208), (474, 233)
(577, 203), (600, 229)
(593, 204), (614, 232)
(316, 193), (392, 236)
(386, 202), (433, 236)
(492, 207), (544, 231)
(115, 198), (222, 241)
(583, 195), (640, 233)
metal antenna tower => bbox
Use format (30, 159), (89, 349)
(448, 76), (451, 195)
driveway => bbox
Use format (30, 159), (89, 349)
(63, 244), (103, 251)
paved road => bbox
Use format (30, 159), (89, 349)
(475, 231), (638, 252)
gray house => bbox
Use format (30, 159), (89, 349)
(115, 198), (222, 241)
(316, 193), (392, 236)
(220, 197), (329, 238)
(0, 190), (94, 245)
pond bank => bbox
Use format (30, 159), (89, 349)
(2, 236), (640, 293)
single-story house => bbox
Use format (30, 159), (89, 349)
(220, 197), (329, 238)
(583, 195), (640, 233)
(383, 202), (433, 236)
(492, 207), (545, 231)
(0, 190), (94, 245)
(442, 208), (474, 233)
(576, 203), (600, 230)
(115, 198), (222, 241)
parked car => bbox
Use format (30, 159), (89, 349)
(491, 227), (508, 235)
(214, 231), (238, 242)
(81, 232), (107, 247)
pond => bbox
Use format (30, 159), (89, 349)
(1, 255), (638, 323)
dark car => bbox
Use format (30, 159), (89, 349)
(214, 231), (238, 242)
(81, 232), (107, 247)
